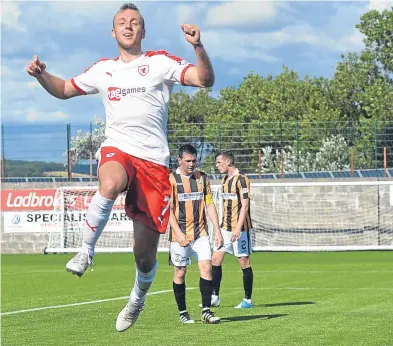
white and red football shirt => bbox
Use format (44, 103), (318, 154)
(71, 51), (194, 167)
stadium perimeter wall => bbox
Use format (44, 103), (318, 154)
(1, 178), (392, 254)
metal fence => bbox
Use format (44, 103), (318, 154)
(1, 120), (392, 180)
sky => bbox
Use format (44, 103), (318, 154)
(1, 0), (393, 126)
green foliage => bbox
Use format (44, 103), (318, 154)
(66, 120), (105, 164)
(356, 8), (393, 74)
(260, 135), (352, 173)
(3, 160), (64, 177)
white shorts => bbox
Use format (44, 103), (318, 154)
(214, 229), (252, 257)
(170, 236), (212, 267)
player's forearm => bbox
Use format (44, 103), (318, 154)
(36, 71), (68, 99)
(193, 44), (214, 87)
(236, 204), (249, 231)
(169, 209), (183, 238)
(206, 203), (220, 231)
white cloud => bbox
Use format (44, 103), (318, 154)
(202, 23), (324, 63)
(26, 110), (70, 123)
(337, 30), (365, 51)
(368, 0), (393, 11)
(228, 67), (242, 76)
(1, 51), (103, 123)
(205, 1), (287, 27)
(2, 1), (125, 34)
(176, 3), (208, 25)
(1, 1), (25, 31)
(0, 65), (12, 77)
(47, 1), (124, 15)
(202, 30), (279, 63)
(25, 81), (41, 90)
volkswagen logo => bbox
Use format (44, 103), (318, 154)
(11, 215), (21, 225)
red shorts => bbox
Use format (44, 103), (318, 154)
(98, 146), (171, 234)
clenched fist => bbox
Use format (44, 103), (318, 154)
(26, 55), (46, 77)
(181, 24), (201, 47)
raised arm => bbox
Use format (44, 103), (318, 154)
(26, 55), (81, 100)
(181, 24), (215, 88)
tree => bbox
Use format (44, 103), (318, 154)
(65, 120), (105, 164)
(167, 88), (220, 170)
(356, 7), (393, 75)
(209, 67), (341, 173)
(260, 135), (351, 173)
(330, 6), (393, 167)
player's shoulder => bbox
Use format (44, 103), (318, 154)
(197, 169), (207, 176)
(169, 171), (177, 185)
(169, 170), (182, 180)
(193, 170), (208, 179)
(145, 50), (186, 64)
(237, 172), (249, 180)
(83, 57), (119, 73)
(235, 171), (248, 182)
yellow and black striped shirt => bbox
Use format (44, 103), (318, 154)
(221, 171), (252, 232)
(169, 169), (213, 242)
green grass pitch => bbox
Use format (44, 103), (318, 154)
(1, 252), (392, 346)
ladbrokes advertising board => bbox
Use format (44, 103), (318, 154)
(1, 189), (133, 233)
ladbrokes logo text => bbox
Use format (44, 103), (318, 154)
(107, 87), (146, 101)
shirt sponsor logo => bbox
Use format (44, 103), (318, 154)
(222, 193), (237, 200)
(107, 87), (146, 101)
(178, 192), (203, 201)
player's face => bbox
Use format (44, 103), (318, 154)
(215, 155), (229, 174)
(112, 9), (145, 49)
(178, 153), (197, 175)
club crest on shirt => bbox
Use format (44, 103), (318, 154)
(138, 65), (149, 76)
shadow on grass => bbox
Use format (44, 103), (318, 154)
(262, 301), (315, 307)
(220, 314), (287, 322)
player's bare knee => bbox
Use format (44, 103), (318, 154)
(238, 256), (250, 269)
(174, 266), (186, 281)
(198, 260), (212, 280)
(98, 162), (128, 199)
(99, 182), (123, 200)
(212, 252), (224, 266)
(134, 255), (156, 273)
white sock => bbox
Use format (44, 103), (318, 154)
(130, 260), (159, 303)
(81, 191), (115, 257)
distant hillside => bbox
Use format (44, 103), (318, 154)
(2, 160), (65, 177)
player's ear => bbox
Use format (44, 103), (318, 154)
(111, 28), (116, 40)
(177, 157), (181, 166)
(141, 28), (146, 39)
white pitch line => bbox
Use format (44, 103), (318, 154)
(1, 288), (196, 316)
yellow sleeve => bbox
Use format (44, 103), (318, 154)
(203, 174), (213, 205)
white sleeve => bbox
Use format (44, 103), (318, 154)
(71, 61), (102, 95)
(161, 53), (194, 86)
